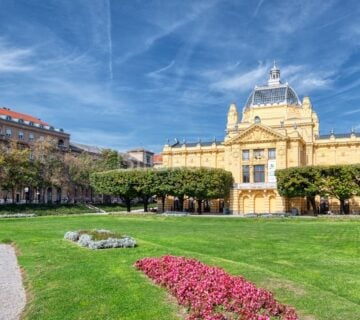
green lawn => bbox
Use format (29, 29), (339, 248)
(0, 203), (97, 215)
(95, 202), (157, 212)
(0, 216), (359, 320)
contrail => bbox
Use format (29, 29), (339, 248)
(107, 0), (113, 81)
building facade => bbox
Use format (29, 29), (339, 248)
(0, 107), (70, 149)
(0, 107), (71, 204)
(162, 64), (360, 214)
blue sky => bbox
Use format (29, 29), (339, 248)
(0, 0), (359, 152)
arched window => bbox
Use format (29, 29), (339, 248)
(58, 139), (64, 147)
(254, 116), (261, 124)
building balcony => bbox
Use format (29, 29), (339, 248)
(233, 182), (277, 190)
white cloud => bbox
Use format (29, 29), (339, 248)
(147, 60), (175, 78)
(0, 40), (35, 72)
(342, 108), (360, 116)
(211, 64), (268, 92)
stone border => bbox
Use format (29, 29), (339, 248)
(64, 230), (136, 249)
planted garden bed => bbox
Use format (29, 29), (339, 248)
(135, 256), (298, 320)
(64, 229), (136, 249)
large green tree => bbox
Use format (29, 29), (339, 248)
(319, 165), (360, 214)
(0, 142), (38, 202)
(276, 166), (321, 215)
(152, 169), (174, 213)
(132, 169), (156, 212)
(185, 168), (233, 214)
(90, 170), (138, 212)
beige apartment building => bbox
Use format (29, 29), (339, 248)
(162, 64), (360, 214)
(0, 107), (70, 149)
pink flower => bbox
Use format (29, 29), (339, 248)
(135, 256), (298, 320)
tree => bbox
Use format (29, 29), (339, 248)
(132, 169), (156, 212)
(32, 137), (65, 203)
(276, 166), (321, 215)
(320, 165), (360, 214)
(0, 142), (38, 202)
(152, 169), (174, 213)
(90, 170), (137, 212)
(64, 152), (97, 202)
(185, 168), (233, 214)
(98, 149), (125, 170)
(168, 168), (190, 212)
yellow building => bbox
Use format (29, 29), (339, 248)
(162, 63), (360, 215)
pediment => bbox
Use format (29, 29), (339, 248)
(225, 124), (286, 145)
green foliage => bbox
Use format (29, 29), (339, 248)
(90, 167), (233, 213)
(0, 142), (39, 199)
(276, 164), (360, 214)
(99, 149), (125, 170)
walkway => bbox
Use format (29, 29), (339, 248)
(0, 244), (26, 320)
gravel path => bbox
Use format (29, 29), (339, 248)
(0, 244), (26, 320)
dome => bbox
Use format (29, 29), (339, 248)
(244, 62), (301, 109)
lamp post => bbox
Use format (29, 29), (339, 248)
(24, 187), (29, 204)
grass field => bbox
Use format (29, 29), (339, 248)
(0, 203), (97, 215)
(0, 215), (359, 320)
(95, 203), (157, 212)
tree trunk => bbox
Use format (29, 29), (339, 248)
(161, 195), (166, 213)
(340, 199), (345, 214)
(197, 199), (202, 214)
(179, 195), (184, 212)
(11, 188), (15, 204)
(143, 196), (148, 212)
(309, 196), (317, 216)
(125, 197), (131, 212)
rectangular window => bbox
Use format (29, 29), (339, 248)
(242, 165), (250, 183)
(242, 149), (249, 160)
(254, 165), (265, 183)
(29, 133), (35, 141)
(254, 149), (264, 159)
(268, 148), (276, 159)
(18, 131), (24, 140)
(5, 128), (12, 137)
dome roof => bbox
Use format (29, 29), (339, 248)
(244, 62), (301, 109)
(245, 84), (301, 108)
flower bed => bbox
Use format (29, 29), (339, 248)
(135, 256), (298, 320)
(64, 229), (136, 249)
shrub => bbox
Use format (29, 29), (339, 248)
(135, 256), (298, 320)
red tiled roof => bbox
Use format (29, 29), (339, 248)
(153, 154), (163, 163)
(0, 107), (49, 126)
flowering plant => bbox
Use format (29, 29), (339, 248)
(135, 256), (298, 320)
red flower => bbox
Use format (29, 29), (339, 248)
(135, 256), (298, 320)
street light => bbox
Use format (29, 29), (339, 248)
(24, 187), (29, 204)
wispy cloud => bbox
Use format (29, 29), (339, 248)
(107, 0), (113, 81)
(147, 60), (175, 78)
(342, 108), (360, 116)
(0, 40), (35, 72)
(210, 63), (268, 92)
(253, 0), (266, 18)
